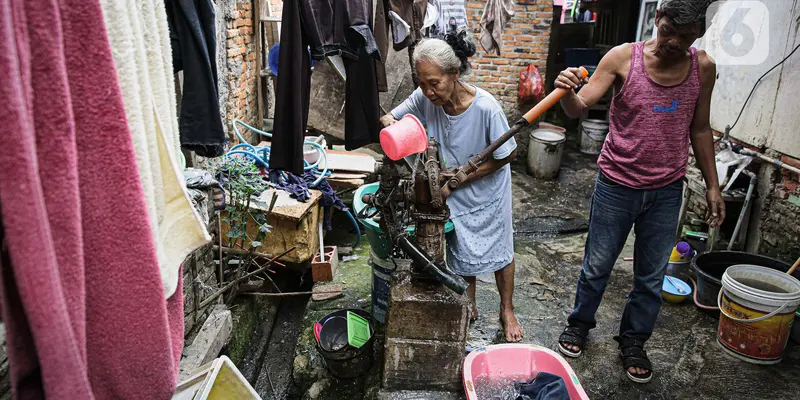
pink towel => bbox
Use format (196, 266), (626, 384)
(0, 0), (182, 398)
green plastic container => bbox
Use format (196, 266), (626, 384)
(347, 311), (371, 349)
(353, 183), (455, 259)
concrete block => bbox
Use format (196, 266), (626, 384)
(382, 338), (464, 392)
(179, 306), (233, 380)
(385, 278), (470, 342)
(377, 390), (462, 400)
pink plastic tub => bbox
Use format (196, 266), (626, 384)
(379, 114), (427, 161)
(463, 344), (589, 400)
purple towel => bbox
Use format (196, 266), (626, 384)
(0, 0), (182, 398)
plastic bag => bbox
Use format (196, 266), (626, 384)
(184, 168), (220, 189)
(518, 64), (545, 105)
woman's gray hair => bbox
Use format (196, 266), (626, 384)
(412, 32), (477, 76)
(413, 39), (465, 76)
(659, 0), (714, 28)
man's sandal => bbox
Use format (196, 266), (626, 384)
(614, 336), (653, 384)
(557, 325), (588, 358)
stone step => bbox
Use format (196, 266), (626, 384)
(382, 338), (464, 392)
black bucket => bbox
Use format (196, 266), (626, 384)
(691, 251), (796, 317)
(315, 309), (375, 379)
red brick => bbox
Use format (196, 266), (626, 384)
(781, 155), (800, 170)
(784, 179), (799, 193)
(493, 59), (510, 65)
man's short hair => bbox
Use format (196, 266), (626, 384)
(659, 0), (715, 30)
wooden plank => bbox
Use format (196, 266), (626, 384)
(220, 204), (320, 263)
(322, 150), (376, 173)
(329, 172), (368, 179)
(251, 188), (322, 221)
(328, 178), (366, 192)
(256, 141), (377, 173)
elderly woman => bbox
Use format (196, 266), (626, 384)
(379, 32), (523, 343)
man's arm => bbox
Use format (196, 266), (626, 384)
(556, 44), (628, 118)
(691, 50), (725, 227)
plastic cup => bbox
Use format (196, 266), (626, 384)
(380, 114), (427, 161)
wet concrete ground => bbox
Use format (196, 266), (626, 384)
(286, 134), (800, 399)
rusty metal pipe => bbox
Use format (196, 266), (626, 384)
(396, 237), (468, 295)
(440, 67), (588, 199)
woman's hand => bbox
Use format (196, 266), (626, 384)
(379, 114), (398, 128)
(554, 67), (588, 90)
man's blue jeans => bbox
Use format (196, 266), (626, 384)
(568, 172), (683, 342)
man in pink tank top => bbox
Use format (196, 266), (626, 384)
(553, 0), (725, 384)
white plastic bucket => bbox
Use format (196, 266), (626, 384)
(527, 129), (566, 180)
(717, 264), (800, 364)
(303, 136), (326, 164)
(580, 119), (609, 155)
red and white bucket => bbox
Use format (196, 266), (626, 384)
(717, 265), (800, 364)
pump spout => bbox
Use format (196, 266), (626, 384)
(396, 237), (468, 295)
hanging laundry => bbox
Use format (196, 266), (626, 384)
(166, 0), (226, 158)
(271, 0), (382, 174)
(389, 11), (412, 45)
(480, 0), (516, 55)
(0, 0), (183, 398)
(374, 0), (429, 90)
(423, 1), (440, 30)
(100, 0), (211, 299)
(389, 0), (429, 50)
(431, 0), (468, 38)
(270, 0), (313, 176)
(375, 0), (391, 92)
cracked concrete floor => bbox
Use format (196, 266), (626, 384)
(290, 136), (800, 399)
(469, 164), (800, 400)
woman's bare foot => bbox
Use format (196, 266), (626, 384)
(471, 306), (479, 321)
(499, 308), (523, 342)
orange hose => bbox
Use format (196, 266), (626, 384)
(690, 277), (719, 310)
(522, 67), (589, 124)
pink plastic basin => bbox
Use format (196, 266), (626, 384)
(463, 344), (589, 400)
(379, 114), (427, 161)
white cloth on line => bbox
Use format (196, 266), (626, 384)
(389, 11), (411, 45)
(99, 0), (211, 298)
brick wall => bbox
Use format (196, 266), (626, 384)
(182, 189), (223, 340)
(466, 0), (553, 112)
(224, 0), (259, 143)
(760, 155), (800, 262)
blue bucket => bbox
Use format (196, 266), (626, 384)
(370, 251), (411, 324)
(267, 43), (315, 76)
